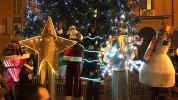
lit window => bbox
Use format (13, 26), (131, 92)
(141, 0), (153, 10)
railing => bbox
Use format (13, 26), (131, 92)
(32, 72), (150, 98)
(140, 10), (155, 16)
(32, 77), (110, 95)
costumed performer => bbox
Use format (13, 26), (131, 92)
(19, 58), (34, 87)
(58, 22), (83, 100)
(108, 29), (130, 100)
(19, 17), (76, 100)
(139, 24), (175, 100)
(80, 24), (102, 100)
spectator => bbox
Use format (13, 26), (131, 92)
(19, 58), (34, 87)
(14, 83), (50, 100)
(0, 73), (10, 100)
(156, 94), (171, 100)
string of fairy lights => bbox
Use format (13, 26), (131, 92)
(98, 34), (143, 77)
(95, 0), (142, 77)
(21, 0), (143, 77)
(22, 0), (139, 38)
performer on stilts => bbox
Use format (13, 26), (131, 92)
(20, 18), (76, 100)
(81, 22), (102, 100)
(139, 25), (175, 100)
(58, 23), (83, 100)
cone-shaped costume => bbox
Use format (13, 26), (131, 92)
(19, 17), (76, 100)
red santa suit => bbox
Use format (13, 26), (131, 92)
(58, 25), (83, 99)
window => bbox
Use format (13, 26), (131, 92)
(13, 17), (22, 34)
(0, 18), (7, 34)
(141, 0), (153, 10)
(13, 0), (22, 15)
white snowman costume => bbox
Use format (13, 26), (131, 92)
(139, 25), (175, 87)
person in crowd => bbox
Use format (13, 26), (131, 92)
(14, 83), (50, 100)
(0, 73), (10, 100)
(19, 58), (34, 87)
(156, 94), (171, 100)
(29, 52), (38, 77)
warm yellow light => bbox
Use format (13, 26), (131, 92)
(147, 0), (151, 9)
(176, 48), (178, 55)
(94, 9), (97, 17)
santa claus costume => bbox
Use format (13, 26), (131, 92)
(139, 25), (175, 100)
(58, 24), (83, 100)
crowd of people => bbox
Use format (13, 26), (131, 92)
(0, 55), (39, 100)
(0, 55), (51, 100)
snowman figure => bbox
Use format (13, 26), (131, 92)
(139, 25), (175, 100)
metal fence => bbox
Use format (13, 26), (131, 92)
(128, 71), (151, 99)
(32, 77), (111, 95)
(32, 71), (150, 98)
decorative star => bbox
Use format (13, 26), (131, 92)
(88, 45), (94, 50)
(19, 17), (76, 74)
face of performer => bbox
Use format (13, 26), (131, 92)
(70, 27), (76, 32)
(45, 29), (52, 35)
(69, 26), (77, 34)
(156, 31), (171, 46)
(70, 27), (75, 30)
(156, 31), (166, 39)
(91, 27), (95, 33)
(118, 30), (122, 36)
(45, 24), (54, 36)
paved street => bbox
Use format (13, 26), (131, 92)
(57, 90), (178, 100)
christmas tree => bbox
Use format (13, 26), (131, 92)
(17, 0), (140, 39)
(80, 10), (103, 80)
(98, 0), (142, 76)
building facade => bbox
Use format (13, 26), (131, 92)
(0, 0), (27, 54)
(0, 0), (26, 35)
(135, 0), (178, 48)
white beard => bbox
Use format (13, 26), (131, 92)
(67, 30), (79, 39)
(67, 30), (78, 34)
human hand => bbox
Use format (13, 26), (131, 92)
(58, 22), (63, 30)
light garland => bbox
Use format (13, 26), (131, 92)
(21, 0), (141, 40)
(99, 32), (143, 77)
(95, 0), (142, 77)
(19, 17), (77, 74)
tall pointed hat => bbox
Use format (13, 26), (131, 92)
(41, 17), (56, 36)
